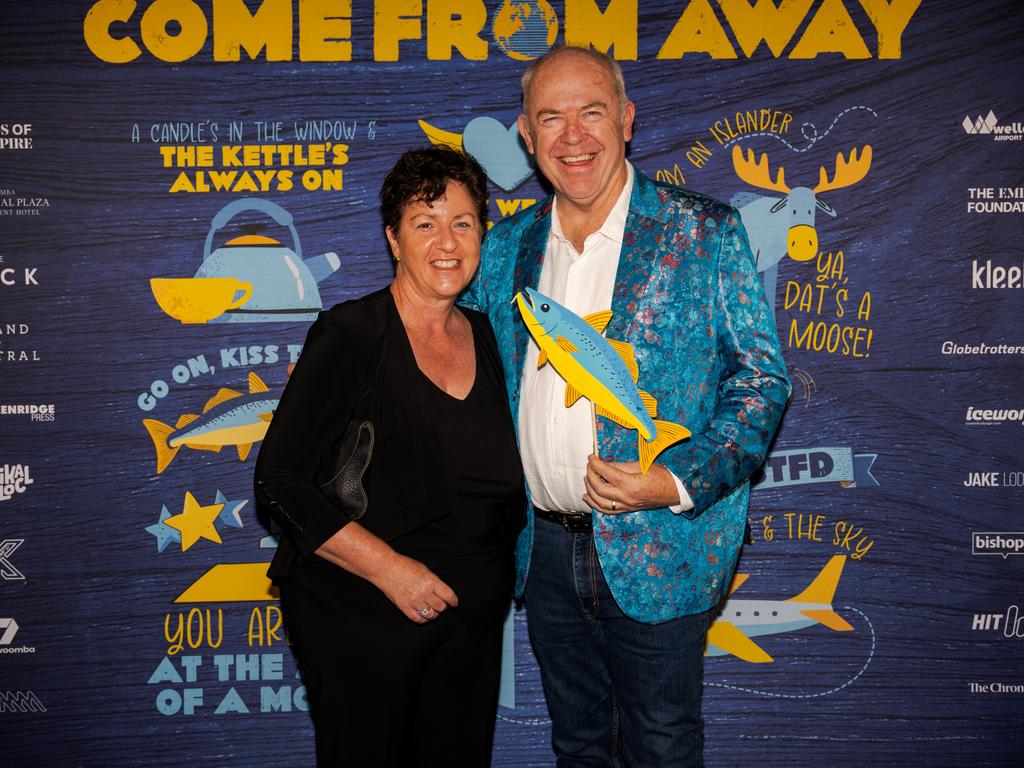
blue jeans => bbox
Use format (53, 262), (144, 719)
(524, 517), (709, 768)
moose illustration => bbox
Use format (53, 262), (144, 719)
(730, 145), (873, 310)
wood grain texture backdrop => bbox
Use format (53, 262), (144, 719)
(1, 0), (1022, 765)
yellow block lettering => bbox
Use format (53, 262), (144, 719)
(657, 0), (736, 59)
(717, 0), (814, 57)
(859, 0), (921, 59)
(564, 0), (638, 60)
(300, 0), (353, 61)
(140, 0), (208, 63)
(169, 171), (197, 193)
(212, 0), (292, 62)
(790, 0), (871, 59)
(375, 0), (422, 61)
(83, 0), (141, 63)
(496, 198), (522, 216)
(426, 0), (487, 60)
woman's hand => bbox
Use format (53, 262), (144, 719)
(314, 522), (459, 623)
(371, 554), (460, 624)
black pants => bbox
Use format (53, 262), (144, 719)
(280, 566), (504, 768)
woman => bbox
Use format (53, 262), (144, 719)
(254, 147), (524, 767)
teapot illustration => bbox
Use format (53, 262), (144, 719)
(193, 198), (340, 323)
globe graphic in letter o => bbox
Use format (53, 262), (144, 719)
(492, 0), (559, 61)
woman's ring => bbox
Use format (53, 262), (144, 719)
(417, 606), (433, 618)
(611, 501), (617, 511)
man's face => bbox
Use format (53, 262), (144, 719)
(518, 53), (635, 212)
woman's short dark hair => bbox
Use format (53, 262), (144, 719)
(380, 146), (489, 236)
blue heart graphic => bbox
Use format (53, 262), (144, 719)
(463, 117), (535, 192)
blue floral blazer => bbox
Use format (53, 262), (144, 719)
(462, 168), (791, 623)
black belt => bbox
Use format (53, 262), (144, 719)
(535, 507), (592, 533)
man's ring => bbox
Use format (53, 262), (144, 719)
(611, 501), (617, 511)
(417, 606), (433, 618)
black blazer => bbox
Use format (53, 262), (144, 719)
(255, 287), (511, 581)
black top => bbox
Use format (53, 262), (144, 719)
(389, 309), (523, 617)
(256, 287), (525, 610)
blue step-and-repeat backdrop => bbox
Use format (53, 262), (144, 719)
(2, 1), (1023, 765)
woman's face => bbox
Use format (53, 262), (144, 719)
(387, 181), (483, 304)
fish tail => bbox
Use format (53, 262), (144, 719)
(143, 418), (180, 474)
(638, 419), (691, 475)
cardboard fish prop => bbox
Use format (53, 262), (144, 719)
(515, 287), (690, 474)
(143, 371), (277, 474)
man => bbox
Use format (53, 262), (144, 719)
(463, 46), (790, 767)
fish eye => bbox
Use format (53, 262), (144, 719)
(540, 303), (550, 312)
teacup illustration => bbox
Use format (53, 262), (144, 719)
(150, 277), (253, 324)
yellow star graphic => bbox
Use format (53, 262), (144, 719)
(164, 491), (224, 552)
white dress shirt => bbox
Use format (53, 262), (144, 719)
(518, 163), (693, 514)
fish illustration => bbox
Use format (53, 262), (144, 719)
(515, 287), (690, 474)
(143, 372), (277, 474)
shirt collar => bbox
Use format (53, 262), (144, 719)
(550, 161), (634, 248)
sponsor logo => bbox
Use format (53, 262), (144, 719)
(0, 322), (40, 364)
(0, 465), (32, 502)
(0, 189), (49, 217)
(0, 618), (17, 644)
(942, 341), (1024, 356)
(972, 532), (1024, 558)
(0, 404), (55, 422)
(969, 681), (1024, 694)
(0, 539), (24, 581)
(0, 618), (35, 654)
(971, 605), (1024, 637)
(0, 691), (46, 713)
(0, 266), (38, 287)
(0, 123), (33, 150)
(964, 471), (1024, 487)
(964, 472), (999, 487)
(967, 186), (1024, 213)
(965, 407), (1024, 426)
(971, 259), (1024, 289)
(963, 111), (1024, 141)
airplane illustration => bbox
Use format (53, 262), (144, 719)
(706, 555), (853, 663)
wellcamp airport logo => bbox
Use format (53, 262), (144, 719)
(963, 111), (1024, 141)
(0, 618), (34, 654)
(0, 691), (46, 713)
(973, 532), (1024, 559)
